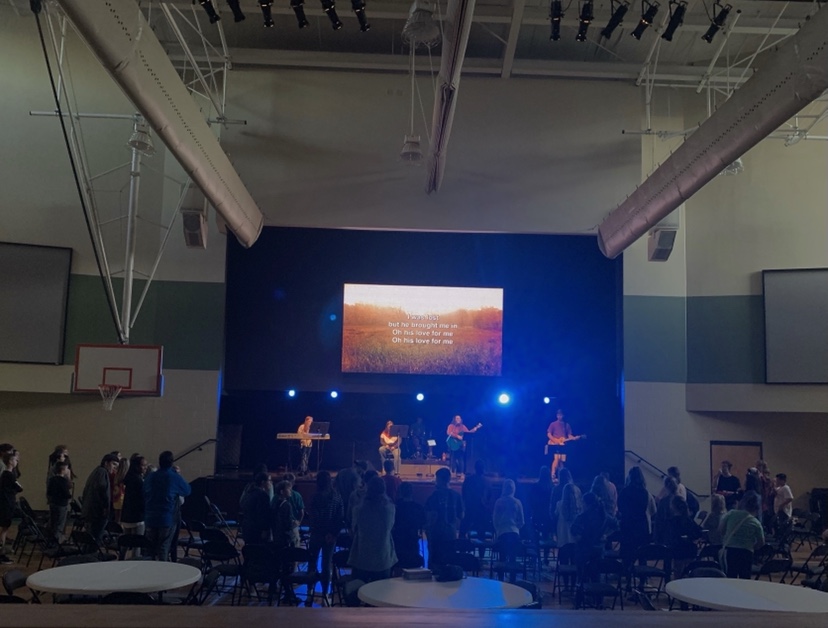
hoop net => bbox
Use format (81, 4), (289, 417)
(98, 384), (122, 411)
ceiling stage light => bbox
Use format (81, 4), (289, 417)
(352, 0), (371, 31)
(330, 390), (339, 399)
(498, 393), (511, 405)
(291, 0), (310, 28)
(631, 1), (659, 40)
(258, 0), (275, 27)
(600, 0), (629, 39)
(199, 0), (221, 23)
(416, 393), (425, 401)
(575, 0), (593, 42)
(543, 396), (551, 404)
(661, 0), (687, 41)
(287, 389), (296, 398)
(226, 0), (245, 22)
(320, 0), (344, 30)
(702, 3), (732, 43)
(549, 0), (564, 41)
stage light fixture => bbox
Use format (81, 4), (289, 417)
(498, 393), (511, 405)
(259, 0), (275, 27)
(600, 0), (629, 39)
(661, 0), (686, 41)
(416, 393), (425, 401)
(702, 3), (731, 43)
(575, 0), (593, 42)
(330, 390), (339, 399)
(549, 0), (564, 41)
(320, 0), (344, 30)
(287, 389), (296, 398)
(352, 0), (371, 31)
(329, 313), (337, 321)
(543, 396), (551, 404)
(226, 0), (245, 22)
(199, 0), (221, 23)
(290, 0), (310, 27)
(631, 1), (659, 40)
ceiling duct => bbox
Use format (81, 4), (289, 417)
(597, 6), (828, 259)
(56, 0), (264, 248)
(425, 0), (476, 194)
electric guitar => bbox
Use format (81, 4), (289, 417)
(446, 423), (483, 451)
(547, 434), (587, 446)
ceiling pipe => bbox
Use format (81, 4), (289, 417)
(425, 0), (477, 193)
(55, 0), (264, 248)
(597, 6), (828, 259)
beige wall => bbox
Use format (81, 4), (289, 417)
(0, 370), (219, 510)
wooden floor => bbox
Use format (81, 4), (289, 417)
(2, 606), (828, 628)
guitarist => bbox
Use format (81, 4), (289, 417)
(378, 420), (401, 474)
(446, 415), (480, 477)
(547, 409), (573, 482)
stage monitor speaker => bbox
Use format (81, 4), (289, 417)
(216, 424), (242, 471)
(648, 228), (677, 262)
(181, 209), (208, 249)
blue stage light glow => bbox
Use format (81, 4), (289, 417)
(287, 389), (296, 398)
(329, 313), (337, 321)
(416, 393), (425, 401)
(330, 390), (339, 399)
(498, 393), (511, 405)
(543, 396), (551, 404)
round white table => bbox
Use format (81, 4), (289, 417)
(27, 561), (202, 596)
(357, 577), (533, 609)
(666, 578), (828, 613)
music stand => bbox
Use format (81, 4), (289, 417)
(390, 425), (408, 439)
(426, 439), (437, 459)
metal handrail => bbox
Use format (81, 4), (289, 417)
(624, 449), (709, 499)
(174, 438), (217, 463)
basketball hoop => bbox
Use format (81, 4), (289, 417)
(98, 384), (122, 411)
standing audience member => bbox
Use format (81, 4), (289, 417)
(393, 482), (427, 567)
(336, 462), (362, 526)
(121, 455), (148, 554)
(143, 451), (192, 561)
(493, 479), (525, 583)
(460, 460), (488, 536)
(714, 461), (741, 509)
(664, 496), (703, 579)
(601, 472), (618, 517)
(756, 460), (775, 529)
(774, 473), (794, 525)
(424, 468), (464, 569)
(81, 453), (119, 544)
(718, 492), (764, 579)
(348, 469), (378, 523)
(46, 446), (75, 485)
(240, 472), (273, 545)
(556, 481), (583, 547)
(46, 461), (73, 543)
(658, 467), (687, 501)
(308, 470), (344, 599)
(348, 476), (397, 583)
(110, 455), (129, 523)
(617, 466), (655, 572)
(0, 450), (22, 564)
(590, 475), (615, 517)
(570, 492), (618, 584)
(549, 468), (574, 533)
(283, 473), (306, 528)
(272, 480), (300, 548)
(382, 460), (402, 503)
(653, 476), (679, 544)
(701, 494), (727, 547)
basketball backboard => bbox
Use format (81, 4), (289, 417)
(72, 344), (163, 396)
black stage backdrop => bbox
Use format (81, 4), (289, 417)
(220, 227), (623, 481)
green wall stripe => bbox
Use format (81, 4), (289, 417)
(686, 295), (764, 384)
(63, 274), (224, 371)
(623, 295), (687, 383)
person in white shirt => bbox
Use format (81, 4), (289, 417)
(657, 466), (687, 502)
(774, 473), (794, 520)
(378, 421), (401, 474)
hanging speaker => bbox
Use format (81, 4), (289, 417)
(181, 209), (208, 249)
(647, 229), (677, 262)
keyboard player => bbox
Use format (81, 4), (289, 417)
(298, 416), (313, 475)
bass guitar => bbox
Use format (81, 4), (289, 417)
(446, 423), (483, 451)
